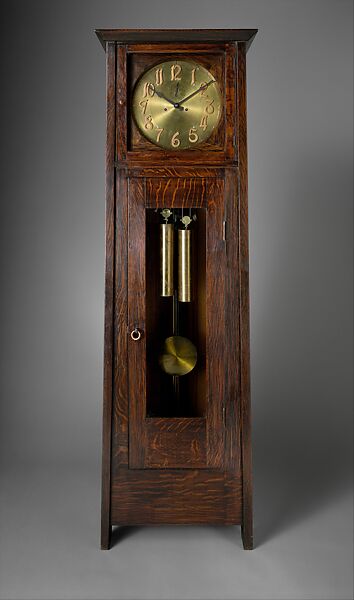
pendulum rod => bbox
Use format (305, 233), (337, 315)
(172, 289), (180, 404)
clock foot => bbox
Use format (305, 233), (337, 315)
(241, 524), (254, 550)
(101, 523), (112, 550)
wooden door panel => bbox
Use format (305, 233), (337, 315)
(127, 176), (228, 469)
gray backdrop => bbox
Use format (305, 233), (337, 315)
(0, 1), (353, 599)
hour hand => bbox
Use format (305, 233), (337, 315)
(148, 83), (181, 109)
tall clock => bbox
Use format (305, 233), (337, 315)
(95, 28), (257, 550)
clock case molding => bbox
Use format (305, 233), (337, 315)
(95, 28), (257, 550)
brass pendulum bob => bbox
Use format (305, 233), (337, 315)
(160, 209), (174, 297)
(159, 292), (197, 376)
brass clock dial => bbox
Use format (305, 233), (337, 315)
(132, 59), (223, 150)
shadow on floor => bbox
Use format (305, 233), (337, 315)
(253, 418), (352, 546)
(111, 526), (143, 547)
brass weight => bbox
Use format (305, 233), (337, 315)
(160, 223), (174, 296)
(178, 228), (191, 302)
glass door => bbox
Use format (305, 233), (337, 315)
(128, 176), (227, 470)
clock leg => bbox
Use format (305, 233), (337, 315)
(241, 519), (253, 550)
(101, 520), (112, 550)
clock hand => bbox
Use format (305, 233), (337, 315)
(148, 83), (182, 109)
(178, 80), (216, 107)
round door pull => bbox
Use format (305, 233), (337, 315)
(130, 328), (142, 341)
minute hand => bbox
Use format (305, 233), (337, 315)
(178, 80), (216, 107)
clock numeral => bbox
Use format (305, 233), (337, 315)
(144, 115), (154, 130)
(143, 82), (155, 98)
(155, 68), (164, 86)
(199, 115), (208, 131)
(139, 99), (149, 114)
(156, 128), (164, 142)
(171, 64), (182, 81)
(205, 100), (215, 114)
(188, 127), (199, 143)
(171, 131), (181, 148)
(191, 68), (197, 85)
(199, 81), (208, 95)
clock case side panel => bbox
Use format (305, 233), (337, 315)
(101, 42), (116, 550)
(236, 42), (253, 550)
(115, 42), (237, 165)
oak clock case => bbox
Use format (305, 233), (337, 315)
(96, 29), (257, 552)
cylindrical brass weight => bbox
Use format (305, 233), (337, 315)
(160, 223), (174, 296)
(178, 228), (191, 302)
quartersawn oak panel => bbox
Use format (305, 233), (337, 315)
(237, 42), (253, 550)
(205, 178), (226, 469)
(146, 177), (208, 208)
(144, 417), (206, 468)
(127, 177), (147, 468)
(111, 469), (242, 524)
(112, 170), (129, 468)
(101, 41), (116, 551)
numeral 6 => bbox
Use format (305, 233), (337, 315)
(171, 131), (181, 148)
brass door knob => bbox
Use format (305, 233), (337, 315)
(130, 328), (142, 341)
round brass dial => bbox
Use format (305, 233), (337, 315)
(131, 59), (223, 150)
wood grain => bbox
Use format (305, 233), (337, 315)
(111, 470), (242, 525)
(101, 41), (116, 551)
(126, 166), (225, 178)
(116, 45), (127, 161)
(146, 178), (208, 208)
(224, 166), (241, 475)
(237, 42), (253, 550)
(95, 29), (258, 50)
(112, 169), (128, 470)
(127, 177), (147, 468)
(145, 418), (206, 468)
(205, 178), (226, 469)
